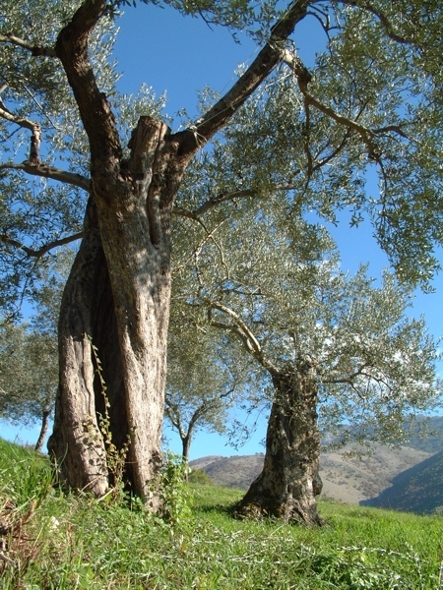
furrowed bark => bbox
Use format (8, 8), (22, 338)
(47, 115), (186, 503)
(48, 196), (130, 493)
(91, 119), (186, 502)
(236, 360), (324, 525)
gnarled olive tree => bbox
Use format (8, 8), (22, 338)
(1, 0), (443, 507)
(185, 210), (441, 524)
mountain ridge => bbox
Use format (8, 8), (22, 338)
(190, 444), (440, 512)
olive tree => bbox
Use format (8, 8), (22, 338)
(183, 208), (442, 524)
(0, 320), (57, 452)
(165, 325), (237, 461)
(1, 0), (443, 505)
(166, 262), (266, 461)
(0, 252), (72, 451)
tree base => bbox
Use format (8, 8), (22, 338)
(235, 496), (325, 527)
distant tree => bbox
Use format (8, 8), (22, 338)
(166, 304), (263, 461)
(2, 0), (443, 506)
(187, 468), (213, 485)
(0, 320), (57, 452)
(165, 330), (234, 461)
(184, 209), (442, 524)
(0, 251), (71, 451)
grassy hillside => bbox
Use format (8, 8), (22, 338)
(1, 438), (442, 589)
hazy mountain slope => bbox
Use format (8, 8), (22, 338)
(320, 445), (431, 503)
(361, 450), (443, 513)
(404, 416), (443, 454)
(190, 445), (432, 505)
(192, 454), (265, 490)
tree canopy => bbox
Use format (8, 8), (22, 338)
(177, 204), (442, 444)
(2, 1), (443, 300)
(170, 196), (442, 522)
(165, 323), (244, 461)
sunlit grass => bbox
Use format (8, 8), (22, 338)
(1, 439), (441, 589)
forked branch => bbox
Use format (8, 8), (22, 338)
(178, 0), (310, 154)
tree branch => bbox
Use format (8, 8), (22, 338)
(207, 301), (265, 361)
(0, 99), (41, 163)
(0, 232), (84, 259)
(164, 399), (186, 439)
(0, 161), (91, 191)
(174, 184), (295, 219)
(281, 48), (382, 160)
(0, 33), (57, 57)
(323, 361), (374, 386)
(338, 1), (414, 45)
(177, 0), (310, 154)
(55, 0), (122, 170)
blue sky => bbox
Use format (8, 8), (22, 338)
(2, 4), (443, 459)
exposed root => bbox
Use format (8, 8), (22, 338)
(235, 498), (326, 527)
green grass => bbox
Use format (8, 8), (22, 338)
(1, 439), (442, 589)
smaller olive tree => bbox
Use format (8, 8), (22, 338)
(182, 207), (442, 525)
(0, 252), (70, 451)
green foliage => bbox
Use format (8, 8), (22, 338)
(0, 0), (118, 314)
(2, 0), (443, 536)
(188, 467), (213, 485)
(0, 438), (441, 589)
(156, 453), (193, 526)
(0, 252), (71, 448)
(2, 0), (443, 318)
(306, 544), (427, 590)
(165, 308), (262, 457)
(0, 438), (52, 506)
(175, 199), (442, 447)
(0, 319), (57, 434)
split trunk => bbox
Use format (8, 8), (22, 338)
(48, 119), (187, 504)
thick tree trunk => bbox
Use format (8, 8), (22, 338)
(34, 408), (51, 453)
(236, 359), (324, 525)
(89, 119), (181, 505)
(49, 119), (186, 505)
